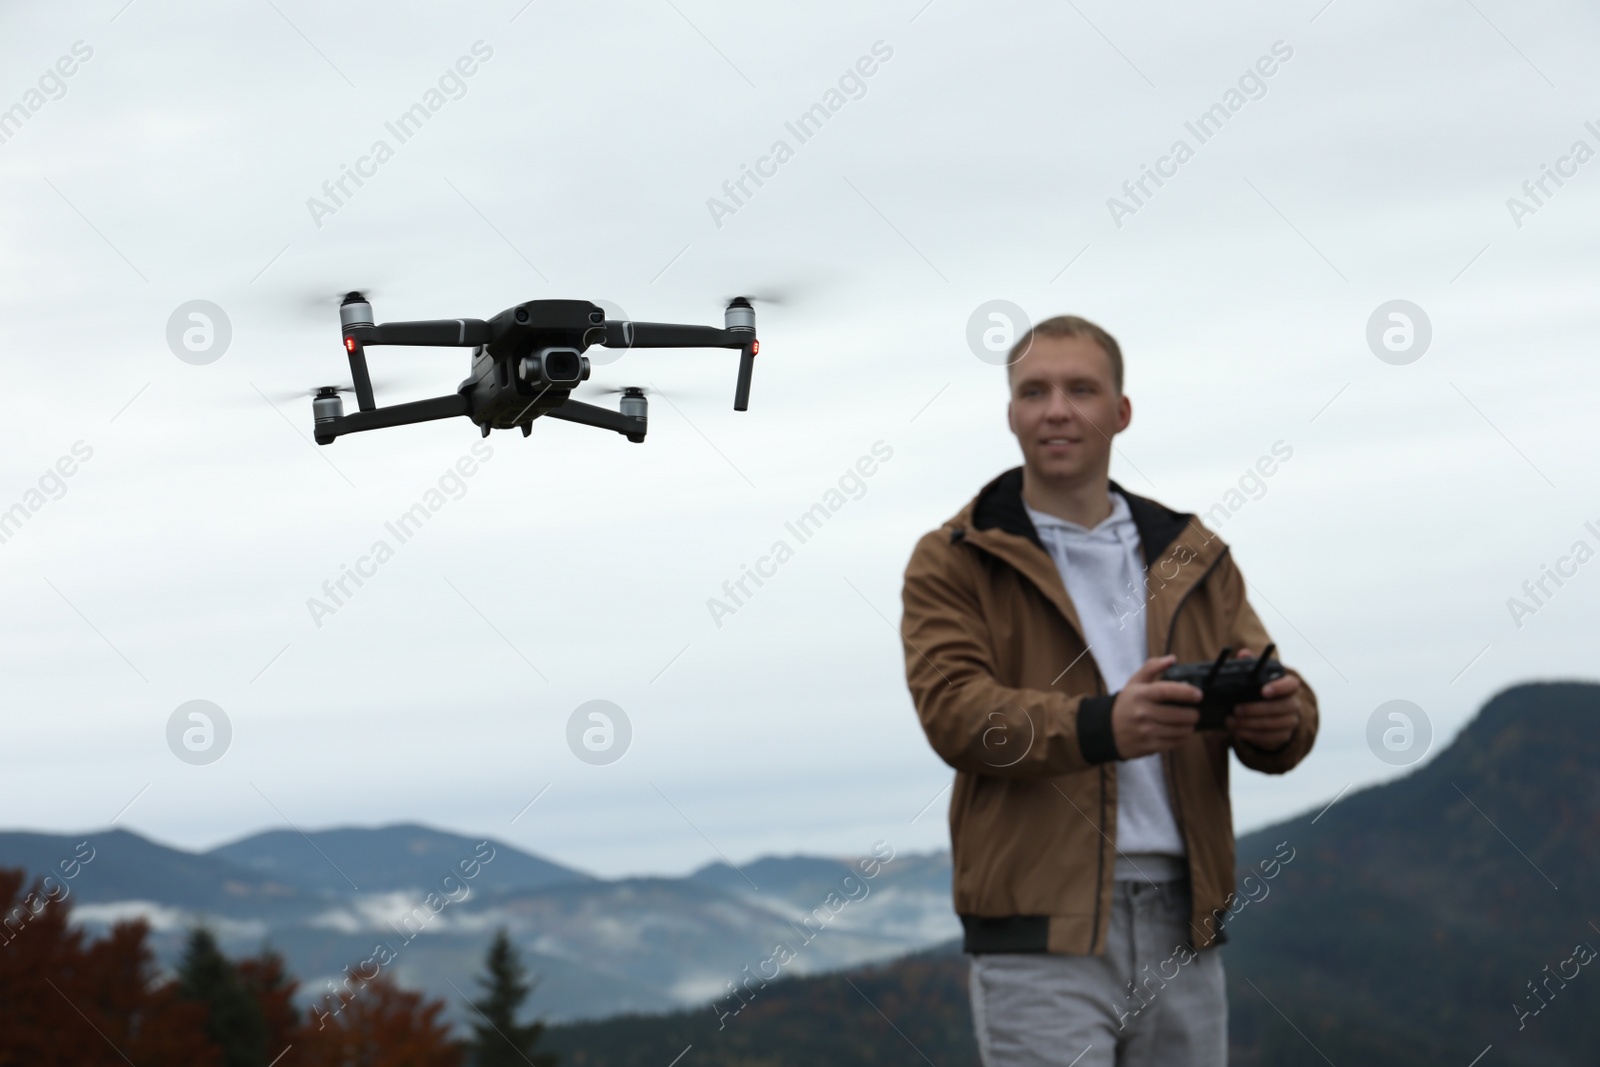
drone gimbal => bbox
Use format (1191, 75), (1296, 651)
(311, 293), (759, 446)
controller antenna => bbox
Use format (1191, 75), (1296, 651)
(1248, 644), (1276, 684)
(1202, 647), (1232, 690)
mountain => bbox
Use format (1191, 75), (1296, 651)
(687, 849), (958, 947)
(544, 941), (979, 1067)
(536, 681), (1600, 1065)
(0, 828), (309, 917)
(206, 822), (592, 896)
(0, 820), (958, 1026)
(1223, 680), (1600, 1065)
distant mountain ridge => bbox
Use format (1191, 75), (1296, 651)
(0, 819), (958, 1026)
(207, 822), (593, 896)
(0, 827), (308, 917)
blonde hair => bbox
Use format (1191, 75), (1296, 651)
(1006, 315), (1123, 394)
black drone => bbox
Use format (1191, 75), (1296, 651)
(309, 292), (760, 445)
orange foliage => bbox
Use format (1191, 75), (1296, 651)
(0, 869), (220, 1066)
(0, 867), (467, 1066)
(296, 971), (465, 1067)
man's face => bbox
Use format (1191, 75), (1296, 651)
(1006, 334), (1131, 485)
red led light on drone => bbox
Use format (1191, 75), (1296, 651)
(751, 340), (760, 355)
(344, 337), (356, 352)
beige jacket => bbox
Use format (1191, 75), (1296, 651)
(900, 468), (1317, 954)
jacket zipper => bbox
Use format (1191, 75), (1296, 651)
(1095, 546), (1230, 953)
(1163, 546), (1229, 656)
(1159, 546), (1229, 948)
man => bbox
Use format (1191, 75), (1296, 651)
(899, 315), (1317, 1065)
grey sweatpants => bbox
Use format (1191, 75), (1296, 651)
(968, 878), (1226, 1066)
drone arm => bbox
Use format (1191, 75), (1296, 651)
(603, 321), (743, 349)
(543, 397), (646, 439)
(316, 393), (472, 444)
(346, 319), (492, 347)
(598, 320), (758, 411)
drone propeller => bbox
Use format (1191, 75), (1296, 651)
(248, 384), (353, 405)
(704, 263), (840, 311)
(722, 288), (795, 308)
(284, 383), (359, 403)
(250, 281), (389, 327)
(578, 382), (721, 402)
(586, 384), (660, 396)
(245, 377), (416, 406)
(303, 287), (381, 321)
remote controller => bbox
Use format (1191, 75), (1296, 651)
(1161, 644), (1284, 731)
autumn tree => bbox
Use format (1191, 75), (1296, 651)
(78, 920), (222, 1066)
(299, 970), (464, 1067)
(0, 866), (474, 1067)
(466, 929), (557, 1067)
(0, 867), (220, 1067)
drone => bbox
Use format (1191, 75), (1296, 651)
(308, 292), (760, 445)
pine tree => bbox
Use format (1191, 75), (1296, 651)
(236, 945), (301, 1060)
(176, 926), (269, 1067)
(466, 929), (557, 1067)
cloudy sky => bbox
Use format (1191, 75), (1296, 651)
(2, 0), (1596, 879)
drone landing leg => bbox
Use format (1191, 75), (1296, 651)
(344, 343), (377, 411)
(733, 341), (756, 411)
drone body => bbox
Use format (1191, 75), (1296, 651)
(311, 293), (759, 446)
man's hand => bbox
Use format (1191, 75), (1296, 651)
(1226, 647), (1302, 750)
(1110, 655), (1202, 759)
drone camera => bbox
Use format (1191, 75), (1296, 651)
(518, 347), (590, 389)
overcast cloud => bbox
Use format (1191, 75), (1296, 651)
(1, 0), (1597, 877)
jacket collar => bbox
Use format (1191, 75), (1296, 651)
(947, 467), (1228, 660)
(968, 466), (1192, 566)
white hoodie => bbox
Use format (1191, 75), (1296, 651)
(1025, 490), (1188, 876)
